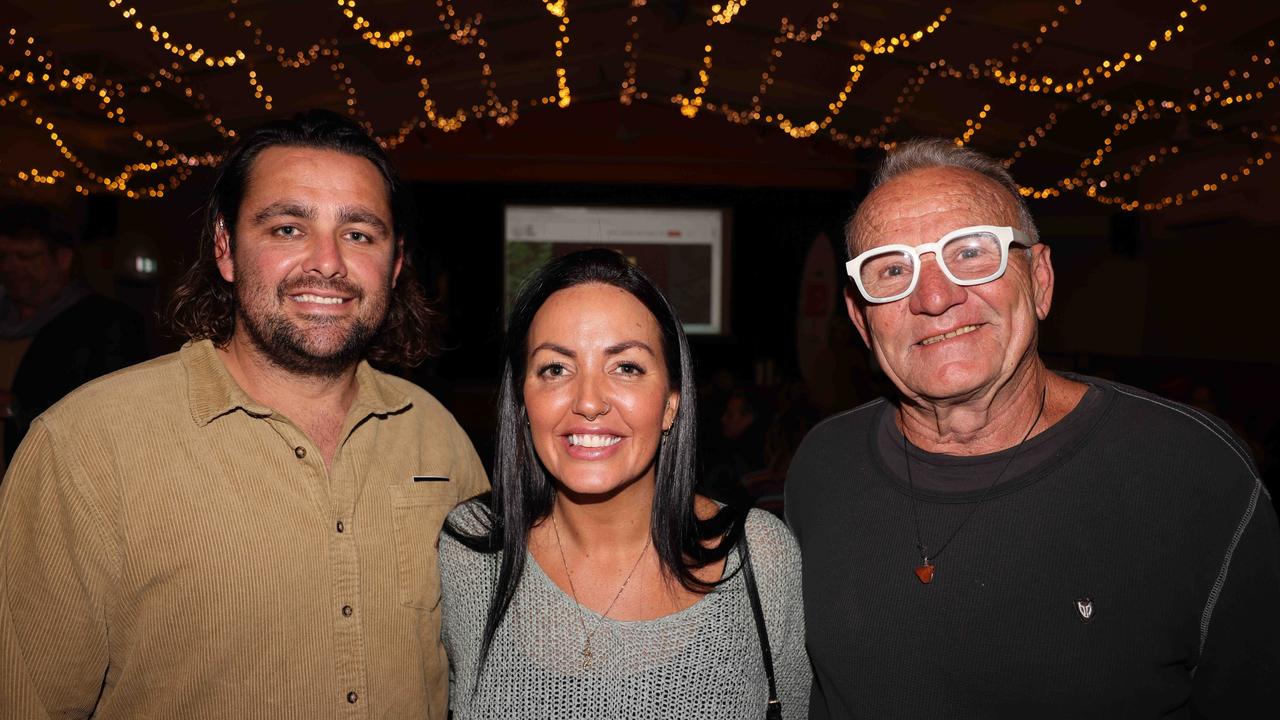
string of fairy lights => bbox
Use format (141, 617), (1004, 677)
(1, 0), (1276, 213)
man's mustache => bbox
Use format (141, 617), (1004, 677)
(276, 276), (365, 300)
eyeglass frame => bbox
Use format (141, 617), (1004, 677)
(845, 225), (1037, 304)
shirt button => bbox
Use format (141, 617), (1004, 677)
(342, 605), (353, 617)
(336, 520), (345, 533)
(294, 446), (306, 459)
(347, 691), (358, 704)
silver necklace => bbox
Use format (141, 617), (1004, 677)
(550, 510), (650, 667)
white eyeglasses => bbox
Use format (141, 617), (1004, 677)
(845, 225), (1036, 304)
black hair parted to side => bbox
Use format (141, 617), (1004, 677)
(166, 108), (438, 368)
(444, 247), (749, 675)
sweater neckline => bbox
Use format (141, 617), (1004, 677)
(522, 535), (737, 627)
(868, 374), (1117, 502)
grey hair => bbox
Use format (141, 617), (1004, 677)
(848, 138), (1040, 254)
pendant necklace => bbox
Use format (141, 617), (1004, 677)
(550, 510), (650, 667)
(903, 385), (1046, 584)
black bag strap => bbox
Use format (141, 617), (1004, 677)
(738, 534), (783, 720)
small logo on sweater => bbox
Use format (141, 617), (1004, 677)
(1076, 597), (1094, 623)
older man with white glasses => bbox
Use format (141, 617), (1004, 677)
(786, 138), (1279, 719)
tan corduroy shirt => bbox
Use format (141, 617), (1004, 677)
(0, 339), (488, 719)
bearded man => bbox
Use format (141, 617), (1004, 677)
(786, 138), (1279, 719)
(0, 110), (487, 719)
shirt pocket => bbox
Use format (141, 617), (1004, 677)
(390, 483), (455, 610)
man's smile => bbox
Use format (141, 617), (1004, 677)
(290, 293), (349, 306)
(919, 323), (982, 346)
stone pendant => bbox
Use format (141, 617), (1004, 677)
(914, 562), (935, 584)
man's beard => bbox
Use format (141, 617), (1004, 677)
(235, 275), (390, 379)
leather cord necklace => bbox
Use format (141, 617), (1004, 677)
(903, 385), (1047, 584)
(550, 510), (650, 667)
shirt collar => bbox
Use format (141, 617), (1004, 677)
(183, 339), (412, 427)
(349, 357), (414, 418)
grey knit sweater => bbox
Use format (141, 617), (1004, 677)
(439, 506), (810, 719)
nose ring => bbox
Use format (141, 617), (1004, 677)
(583, 402), (612, 421)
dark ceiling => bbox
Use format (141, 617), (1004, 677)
(3, 0), (1280, 221)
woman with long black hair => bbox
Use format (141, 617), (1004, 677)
(439, 248), (808, 718)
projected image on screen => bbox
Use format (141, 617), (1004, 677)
(504, 206), (726, 334)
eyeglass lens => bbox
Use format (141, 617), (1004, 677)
(859, 231), (1004, 300)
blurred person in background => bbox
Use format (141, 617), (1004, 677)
(0, 203), (146, 474)
(743, 380), (823, 516)
(700, 386), (771, 505)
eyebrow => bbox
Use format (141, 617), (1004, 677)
(529, 340), (657, 358)
(605, 340), (656, 357)
(251, 201), (315, 225)
(337, 206), (390, 236)
(530, 342), (575, 358)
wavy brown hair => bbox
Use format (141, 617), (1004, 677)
(167, 108), (438, 369)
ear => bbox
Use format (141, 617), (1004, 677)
(214, 216), (234, 284)
(391, 237), (404, 289)
(662, 390), (680, 432)
(844, 284), (873, 348)
(1030, 243), (1055, 321)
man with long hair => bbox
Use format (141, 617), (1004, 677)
(0, 109), (487, 719)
